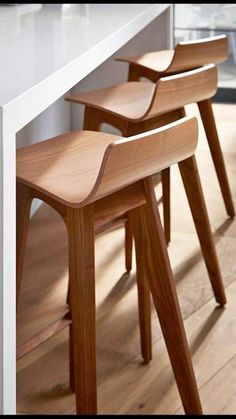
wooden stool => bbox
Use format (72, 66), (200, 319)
(65, 63), (227, 362)
(66, 35), (235, 250)
(16, 117), (226, 414)
(15, 117), (215, 414)
(116, 34), (235, 227)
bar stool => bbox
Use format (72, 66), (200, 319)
(66, 35), (235, 252)
(65, 63), (227, 362)
(16, 116), (224, 414)
(116, 34), (235, 231)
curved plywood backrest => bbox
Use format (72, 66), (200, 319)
(82, 116), (198, 205)
(146, 64), (217, 119)
(168, 35), (228, 73)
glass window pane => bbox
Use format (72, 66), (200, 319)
(174, 4), (236, 94)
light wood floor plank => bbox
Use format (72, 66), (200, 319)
(175, 353), (236, 415)
(17, 280), (236, 414)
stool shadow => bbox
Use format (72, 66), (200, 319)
(174, 217), (235, 284)
(190, 306), (225, 356)
(97, 271), (136, 316)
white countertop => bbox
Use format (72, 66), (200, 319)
(0, 3), (169, 107)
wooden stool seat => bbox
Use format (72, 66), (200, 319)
(66, 81), (155, 121)
(116, 35), (228, 78)
(65, 65), (217, 123)
(116, 49), (175, 74)
(16, 130), (120, 206)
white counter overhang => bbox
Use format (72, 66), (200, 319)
(1, 3), (170, 131)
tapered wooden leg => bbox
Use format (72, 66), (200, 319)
(124, 223), (133, 273)
(127, 63), (160, 83)
(128, 64), (141, 81)
(125, 219), (133, 272)
(16, 182), (33, 311)
(84, 106), (133, 273)
(179, 155), (227, 306)
(130, 177), (202, 415)
(67, 222), (132, 393)
(198, 99), (235, 218)
(66, 205), (97, 414)
(66, 283), (70, 305)
(67, 285), (75, 393)
(161, 168), (171, 245)
(125, 111), (187, 252)
(69, 324), (75, 393)
(67, 104), (100, 397)
(128, 211), (152, 363)
(83, 106), (102, 131)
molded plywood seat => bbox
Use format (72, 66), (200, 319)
(116, 35), (229, 78)
(65, 65), (217, 122)
(117, 49), (175, 74)
(16, 130), (120, 207)
(16, 117), (226, 414)
(67, 82), (156, 121)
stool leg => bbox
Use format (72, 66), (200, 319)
(161, 168), (171, 245)
(66, 205), (97, 414)
(66, 284), (75, 394)
(125, 125), (153, 362)
(66, 281), (75, 393)
(84, 106), (102, 131)
(128, 64), (141, 81)
(66, 282), (70, 305)
(84, 107), (134, 272)
(125, 219), (132, 272)
(16, 183), (32, 311)
(128, 212), (152, 363)
(135, 177), (202, 414)
(124, 220), (132, 273)
(66, 105), (99, 398)
(69, 323), (75, 393)
(198, 99), (235, 218)
(179, 155), (227, 306)
(84, 106), (133, 273)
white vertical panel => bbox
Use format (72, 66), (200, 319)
(0, 108), (16, 414)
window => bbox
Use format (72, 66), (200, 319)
(174, 3), (236, 102)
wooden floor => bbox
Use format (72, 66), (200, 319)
(16, 103), (236, 415)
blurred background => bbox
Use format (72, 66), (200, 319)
(174, 3), (236, 102)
